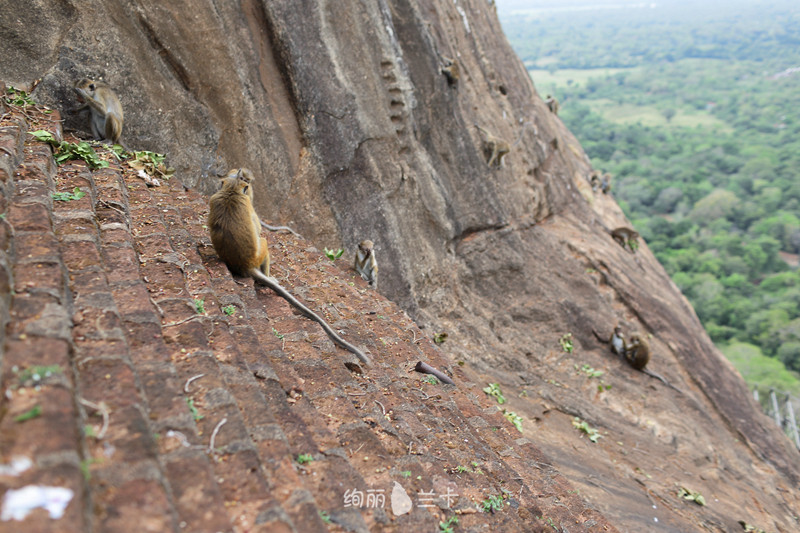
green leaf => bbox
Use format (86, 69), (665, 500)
(29, 130), (56, 143)
(52, 187), (86, 202)
(14, 405), (42, 422)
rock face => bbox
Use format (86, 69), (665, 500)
(1, 0), (798, 531)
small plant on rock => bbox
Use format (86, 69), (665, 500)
(572, 417), (602, 443)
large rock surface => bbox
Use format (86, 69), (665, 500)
(2, 0), (798, 530)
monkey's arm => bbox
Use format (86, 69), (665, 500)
(250, 269), (371, 365)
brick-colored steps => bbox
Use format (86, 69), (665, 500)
(0, 94), (616, 533)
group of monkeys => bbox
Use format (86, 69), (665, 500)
(71, 78), (376, 366)
(594, 326), (677, 390)
(71, 77), (670, 387)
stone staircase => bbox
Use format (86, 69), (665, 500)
(0, 93), (616, 532)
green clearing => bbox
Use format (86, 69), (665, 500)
(589, 98), (732, 130)
(529, 69), (731, 130)
(723, 342), (800, 396)
(528, 67), (630, 91)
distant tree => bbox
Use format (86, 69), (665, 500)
(662, 108), (677, 122)
(653, 187), (683, 213)
(689, 189), (739, 224)
(777, 342), (800, 371)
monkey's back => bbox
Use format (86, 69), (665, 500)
(208, 189), (261, 275)
(626, 336), (650, 370)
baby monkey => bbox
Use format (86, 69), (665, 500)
(593, 325), (625, 357)
(208, 168), (370, 365)
(73, 78), (123, 144)
(354, 240), (378, 289)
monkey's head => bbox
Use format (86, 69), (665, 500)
(613, 326), (623, 337)
(628, 333), (647, 347)
(222, 168), (255, 200)
(74, 78), (98, 101)
(358, 240), (374, 256)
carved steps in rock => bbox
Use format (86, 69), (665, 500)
(0, 97), (617, 533)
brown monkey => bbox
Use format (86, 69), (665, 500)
(441, 57), (460, 86)
(73, 78), (123, 143)
(626, 333), (680, 391)
(589, 170), (602, 192)
(545, 94), (559, 115)
(611, 226), (639, 252)
(600, 173), (611, 194)
(595, 328), (680, 391)
(474, 124), (510, 167)
(354, 240), (378, 289)
(624, 332), (650, 370)
(208, 168), (370, 365)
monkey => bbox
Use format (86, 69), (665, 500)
(595, 328), (680, 391)
(208, 168), (370, 366)
(589, 171), (612, 193)
(73, 78), (123, 144)
(624, 332), (649, 370)
(545, 94), (559, 115)
(626, 333), (681, 391)
(441, 57), (460, 87)
(600, 173), (611, 194)
(474, 124), (511, 168)
(609, 325), (626, 357)
(610, 226), (639, 252)
(589, 170), (602, 192)
(593, 325), (626, 357)
(473, 121), (538, 168)
(354, 240), (378, 289)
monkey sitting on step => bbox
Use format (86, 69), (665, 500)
(354, 240), (378, 289)
(73, 78), (124, 144)
(208, 168), (370, 365)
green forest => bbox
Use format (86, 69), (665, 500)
(497, 0), (800, 394)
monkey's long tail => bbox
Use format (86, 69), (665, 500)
(260, 221), (302, 238)
(251, 270), (371, 365)
(592, 328), (607, 343)
(643, 369), (682, 393)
